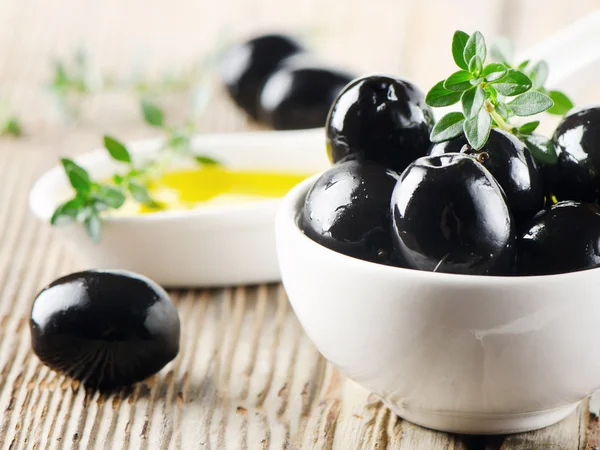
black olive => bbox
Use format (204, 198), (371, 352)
(428, 128), (544, 226)
(301, 160), (400, 264)
(259, 57), (355, 130)
(390, 154), (516, 275)
(30, 270), (180, 390)
(545, 106), (600, 202)
(325, 74), (434, 173)
(517, 201), (600, 276)
(219, 34), (305, 120)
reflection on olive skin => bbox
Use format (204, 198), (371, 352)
(326, 75), (434, 173)
(428, 128), (544, 226)
(301, 160), (401, 265)
(546, 106), (600, 202)
(390, 154), (516, 275)
(30, 270), (180, 390)
(517, 201), (600, 276)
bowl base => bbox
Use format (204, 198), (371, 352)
(386, 401), (580, 435)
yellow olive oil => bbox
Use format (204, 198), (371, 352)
(115, 167), (310, 216)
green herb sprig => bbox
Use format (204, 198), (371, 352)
(426, 31), (573, 162)
(51, 99), (220, 241)
(1, 116), (22, 137)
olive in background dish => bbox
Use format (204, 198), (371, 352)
(428, 128), (544, 225)
(219, 33), (305, 120)
(301, 160), (400, 265)
(259, 57), (355, 130)
(30, 270), (180, 390)
(544, 106), (600, 202)
(517, 201), (600, 276)
(326, 75), (434, 173)
(390, 154), (516, 275)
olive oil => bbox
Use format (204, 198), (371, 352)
(113, 166), (310, 216)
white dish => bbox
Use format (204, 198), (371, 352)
(29, 128), (329, 287)
(276, 176), (600, 434)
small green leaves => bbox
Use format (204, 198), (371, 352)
(492, 69), (532, 96)
(546, 90), (574, 115)
(95, 185), (126, 208)
(463, 31), (486, 68)
(128, 181), (159, 207)
(452, 31), (470, 70)
(103, 135), (131, 163)
(464, 109), (491, 150)
(529, 61), (548, 89)
(61, 158), (92, 193)
(141, 99), (165, 127)
(518, 121), (540, 135)
(469, 56), (483, 77)
(84, 212), (102, 243)
(425, 81), (462, 107)
(430, 112), (465, 143)
(444, 70), (473, 91)
(50, 198), (82, 225)
(481, 63), (506, 82)
(462, 86), (485, 119)
(195, 155), (220, 166)
(494, 101), (509, 119)
(1, 117), (22, 137)
(507, 91), (553, 116)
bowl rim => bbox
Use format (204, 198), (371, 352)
(279, 174), (600, 285)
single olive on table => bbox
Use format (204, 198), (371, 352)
(301, 160), (400, 265)
(219, 34), (305, 120)
(544, 106), (600, 202)
(30, 270), (180, 390)
(259, 57), (355, 130)
(326, 74), (434, 173)
(428, 128), (545, 226)
(390, 154), (517, 275)
(517, 201), (600, 276)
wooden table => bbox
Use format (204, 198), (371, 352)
(0, 0), (599, 448)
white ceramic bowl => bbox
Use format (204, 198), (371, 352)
(29, 128), (329, 287)
(276, 176), (600, 435)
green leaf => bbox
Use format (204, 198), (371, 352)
(529, 61), (549, 89)
(463, 109), (491, 150)
(103, 135), (131, 163)
(524, 134), (558, 165)
(430, 112), (465, 143)
(2, 117), (22, 137)
(482, 63), (507, 82)
(546, 90), (574, 115)
(425, 81), (463, 107)
(96, 185), (126, 208)
(517, 60), (530, 71)
(84, 211), (102, 242)
(507, 91), (553, 116)
(495, 101), (510, 119)
(518, 121), (540, 135)
(492, 69), (532, 96)
(485, 85), (498, 102)
(61, 158), (92, 194)
(50, 198), (82, 225)
(195, 155), (221, 166)
(490, 37), (514, 64)
(452, 31), (470, 70)
(128, 181), (158, 207)
(141, 99), (164, 127)
(463, 31), (486, 67)
(461, 86), (485, 119)
(443, 70), (473, 92)
(469, 56), (483, 77)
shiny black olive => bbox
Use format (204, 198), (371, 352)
(545, 106), (600, 202)
(390, 154), (516, 275)
(259, 57), (355, 130)
(219, 34), (305, 120)
(428, 128), (544, 226)
(30, 270), (180, 390)
(517, 201), (600, 276)
(301, 160), (400, 264)
(326, 75), (434, 173)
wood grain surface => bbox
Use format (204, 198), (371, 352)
(0, 0), (599, 448)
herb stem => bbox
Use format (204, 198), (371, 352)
(484, 100), (512, 132)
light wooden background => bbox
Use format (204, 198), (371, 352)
(0, 0), (599, 448)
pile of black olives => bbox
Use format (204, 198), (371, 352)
(301, 74), (600, 277)
(220, 33), (356, 130)
(30, 270), (180, 389)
